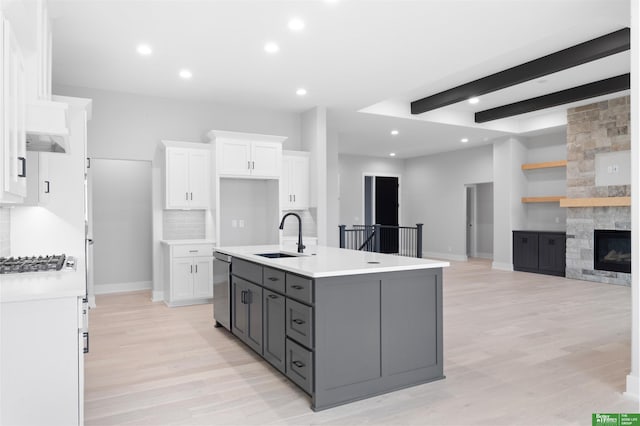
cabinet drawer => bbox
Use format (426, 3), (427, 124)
(232, 258), (263, 284)
(286, 338), (313, 395)
(286, 298), (313, 349)
(286, 274), (313, 304)
(172, 244), (214, 258)
(263, 267), (285, 293)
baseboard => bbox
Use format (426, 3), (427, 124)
(492, 261), (513, 271)
(624, 373), (640, 401)
(152, 290), (164, 302)
(94, 281), (152, 295)
(423, 251), (468, 262)
(475, 252), (493, 260)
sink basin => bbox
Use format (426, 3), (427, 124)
(255, 252), (298, 258)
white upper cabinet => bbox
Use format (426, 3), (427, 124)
(281, 152), (309, 210)
(0, 12), (27, 204)
(208, 130), (286, 179)
(23, 151), (50, 206)
(163, 142), (211, 210)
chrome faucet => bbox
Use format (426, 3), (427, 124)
(279, 213), (305, 253)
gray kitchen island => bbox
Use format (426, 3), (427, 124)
(213, 245), (449, 411)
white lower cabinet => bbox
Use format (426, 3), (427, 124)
(1, 296), (85, 426)
(164, 243), (214, 306)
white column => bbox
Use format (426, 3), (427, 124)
(626, 0), (640, 401)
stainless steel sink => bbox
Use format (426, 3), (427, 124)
(255, 252), (298, 258)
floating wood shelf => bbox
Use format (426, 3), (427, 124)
(522, 196), (566, 203)
(521, 160), (568, 170)
(559, 197), (631, 207)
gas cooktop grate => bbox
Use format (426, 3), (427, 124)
(0, 254), (67, 274)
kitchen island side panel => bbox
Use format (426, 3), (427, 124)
(313, 268), (444, 411)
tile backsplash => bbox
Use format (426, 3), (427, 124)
(281, 209), (317, 237)
(163, 210), (206, 240)
(0, 208), (10, 257)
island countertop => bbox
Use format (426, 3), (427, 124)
(215, 245), (449, 278)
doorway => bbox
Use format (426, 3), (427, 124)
(466, 182), (494, 259)
(364, 174), (399, 253)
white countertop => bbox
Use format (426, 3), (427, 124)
(1, 257), (86, 303)
(215, 245), (449, 278)
(161, 239), (216, 245)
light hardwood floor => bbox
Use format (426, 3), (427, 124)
(85, 259), (639, 425)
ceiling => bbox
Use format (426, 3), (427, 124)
(48, 0), (631, 158)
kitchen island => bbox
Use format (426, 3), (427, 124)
(214, 245), (449, 411)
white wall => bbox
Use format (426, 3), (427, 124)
(301, 107), (327, 244)
(476, 182), (494, 258)
(92, 159), (152, 293)
(53, 85), (303, 160)
(404, 145), (493, 260)
(338, 154), (405, 227)
(326, 128), (340, 247)
(493, 137), (527, 270)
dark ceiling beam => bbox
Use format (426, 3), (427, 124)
(474, 74), (630, 123)
(410, 28), (630, 115)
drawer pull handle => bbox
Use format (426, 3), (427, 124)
(293, 319), (305, 325)
(189, 250), (198, 253)
(292, 360), (305, 368)
(291, 285), (304, 290)
(268, 294), (278, 299)
(268, 277), (279, 281)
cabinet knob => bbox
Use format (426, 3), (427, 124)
(292, 360), (305, 368)
(291, 285), (304, 290)
(292, 318), (305, 325)
(268, 294), (278, 299)
(267, 277), (279, 281)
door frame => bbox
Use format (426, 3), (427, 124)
(465, 184), (478, 258)
(362, 172), (402, 226)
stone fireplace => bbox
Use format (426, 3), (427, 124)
(565, 96), (631, 286)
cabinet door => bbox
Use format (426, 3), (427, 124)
(217, 140), (251, 176)
(231, 278), (249, 340)
(171, 259), (194, 300)
(246, 282), (263, 354)
(251, 142), (281, 178)
(512, 232), (539, 271)
(263, 290), (286, 373)
(538, 233), (566, 276)
(290, 155), (309, 209)
(280, 156), (293, 209)
(193, 257), (213, 298)
(24, 153), (50, 206)
(166, 148), (190, 209)
(187, 149), (210, 209)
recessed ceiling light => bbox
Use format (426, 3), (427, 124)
(389, 153), (396, 157)
(468, 97), (479, 105)
(137, 44), (152, 55)
(264, 42), (280, 53)
(390, 130), (399, 136)
(288, 18), (305, 31)
(179, 69), (192, 79)
(461, 138), (469, 143)
(296, 88), (307, 96)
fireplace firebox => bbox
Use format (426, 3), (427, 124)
(594, 230), (631, 273)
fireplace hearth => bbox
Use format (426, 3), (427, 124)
(594, 230), (631, 274)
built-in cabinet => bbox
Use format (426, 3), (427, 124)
(163, 142), (211, 210)
(513, 231), (566, 276)
(163, 242), (214, 306)
(0, 12), (27, 203)
(281, 151), (310, 210)
(231, 277), (263, 353)
(216, 139), (282, 178)
(23, 151), (50, 205)
(1, 296), (86, 425)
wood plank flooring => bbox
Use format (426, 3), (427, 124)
(85, 259), (639, 425)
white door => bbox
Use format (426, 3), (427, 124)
(171, 259), (194, 300)
(251, 142), (281, 178)
(217, 140), (251, 176)
(187, 149), (210, 209)
(166, 148), (190, 209)
(193, 257), (213, 298)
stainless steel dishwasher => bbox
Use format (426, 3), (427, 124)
(213, 251), (231, 330)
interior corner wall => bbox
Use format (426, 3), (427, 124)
(326, 128), (340, 247)
(52, 85), (303, 161)
(492, 137), (527, 270)
(338, 154), (405, 227)
(404, 145), (493, 260)
(301, 107), (327, 244)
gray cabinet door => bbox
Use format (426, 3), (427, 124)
(246, 282), (263, 354)
(231, 278), (248, 340)
(263, 289), (286, 373)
